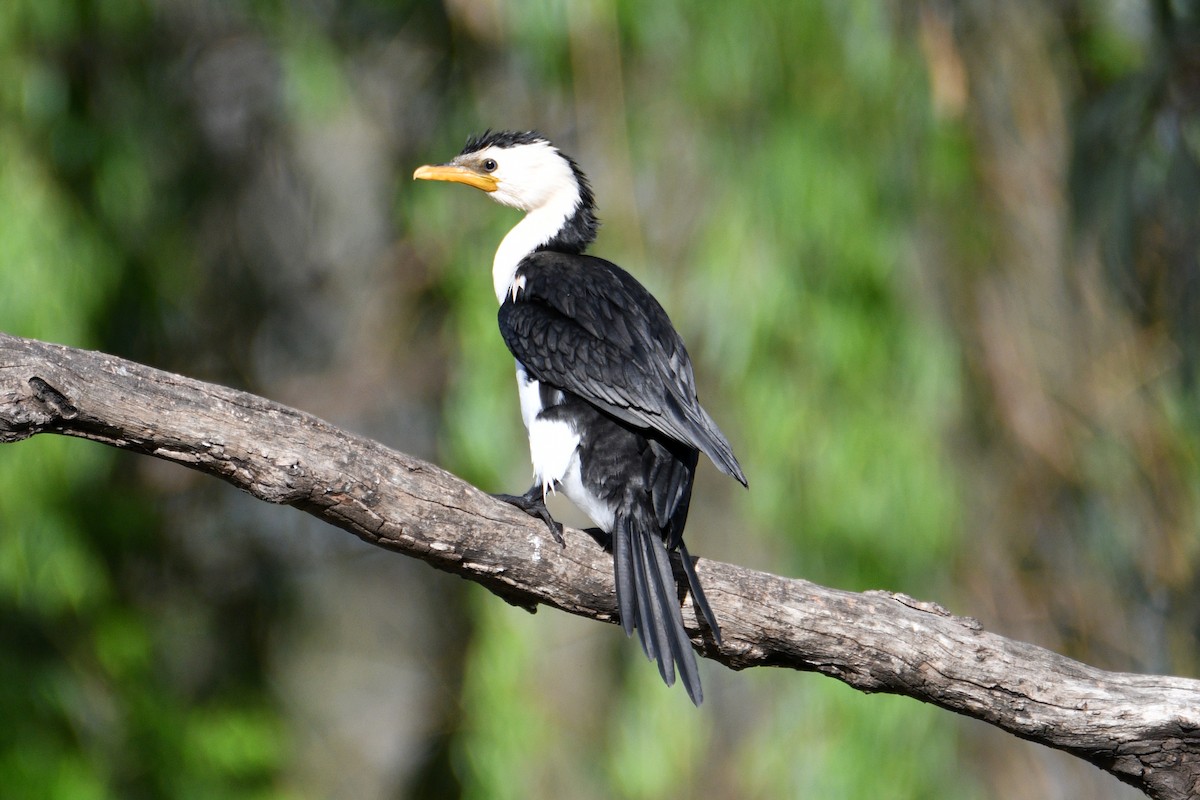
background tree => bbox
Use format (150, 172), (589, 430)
(1, 1), (1193, 797)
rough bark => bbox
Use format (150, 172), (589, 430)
(0, 331), (1197, 799)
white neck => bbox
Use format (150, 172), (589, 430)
(492, 190), (579, 304)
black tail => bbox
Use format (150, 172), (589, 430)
(612, 501), (706, 705)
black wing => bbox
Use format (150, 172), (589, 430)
(498, 251), (746, 486)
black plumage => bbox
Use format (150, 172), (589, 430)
(500, 253), (746, 490)
(415, 131), (746, 704)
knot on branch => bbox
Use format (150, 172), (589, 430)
(29, 376), (78, 420)
(0, 376), (77, 442)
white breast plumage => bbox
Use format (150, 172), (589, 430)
(516, 362), (578, 496)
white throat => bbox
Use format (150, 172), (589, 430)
(492, 189), (580, 304)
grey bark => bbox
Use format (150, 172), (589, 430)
(1, 331), (1197, 799)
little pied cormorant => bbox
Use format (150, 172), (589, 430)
(414, 130), (747, 705)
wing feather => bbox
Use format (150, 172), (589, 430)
(498, 252), (746, 485)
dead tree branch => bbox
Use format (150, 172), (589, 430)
(0, 331), (1196, 799)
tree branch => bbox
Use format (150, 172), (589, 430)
(1, 331), (1196, 799)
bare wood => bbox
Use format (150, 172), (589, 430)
(0, 331), (1197, 799)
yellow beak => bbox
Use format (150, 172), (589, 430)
(412, 164), (498, 192)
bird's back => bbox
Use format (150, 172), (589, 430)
(499, 251), (746, 487)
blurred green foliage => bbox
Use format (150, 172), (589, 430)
(1, 0), (1195, 798)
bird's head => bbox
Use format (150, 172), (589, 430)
(413, 130), (591, 214)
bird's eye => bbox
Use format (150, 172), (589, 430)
(482, 158), (498, 172)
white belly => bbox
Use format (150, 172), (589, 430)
(515, 362), (615, 532)
(516, 363), (577, 493)
(558, 456), (615, 533)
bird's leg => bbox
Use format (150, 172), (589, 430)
(493, 484), (565, 546)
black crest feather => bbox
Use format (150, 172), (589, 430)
(460, 129), (547, 155)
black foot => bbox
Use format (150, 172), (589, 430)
(493, 485), (565, 547)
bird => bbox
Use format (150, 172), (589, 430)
(414, 130), (747, 704)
